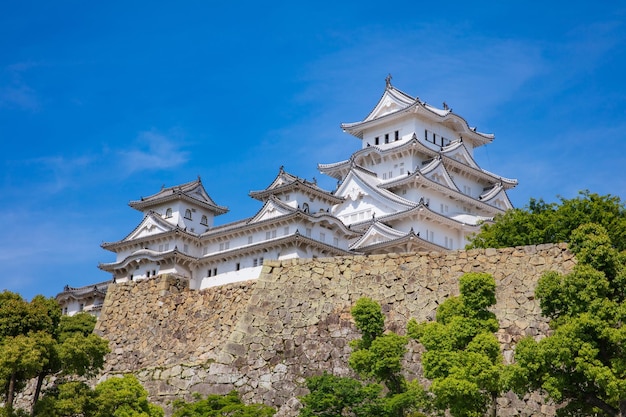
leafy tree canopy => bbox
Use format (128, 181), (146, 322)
(467, 191), (626, 251)
(300, 297), (428, 417)
(172, 389), (275, 417)
(93, 374), (163, 417)
(506, 224), (626, 416)
(408, 273), (504, 417)
(0, 292), (109, 415)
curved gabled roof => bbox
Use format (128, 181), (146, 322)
(250, 166), (343, 204)
(440, 142), (518, 189)
(55, 280), (112, 301)
(479, 183), (515, 210)
(130, 177), (228, 215)
(319, 135), (439, 180)
(340, 82), (494, 147)
(101, 213), (199, 252)
(375, 200), (487, 229)
(98, 247), (198, 273)
(200, 196), (358, 241)
(351, 222), (445, 254)
(334, 167), (417, 211)
(198, 231), (354, 263)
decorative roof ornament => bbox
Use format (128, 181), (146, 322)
(385, 73), (393, 89)
(443, 102), (449, 111)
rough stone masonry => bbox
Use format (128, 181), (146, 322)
(94, 244), (575, 416)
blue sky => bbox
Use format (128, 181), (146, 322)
(2, 2), (625, 300)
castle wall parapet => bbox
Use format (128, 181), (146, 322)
(95, 244), (574, 416)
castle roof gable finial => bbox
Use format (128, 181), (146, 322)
(385, 73), (393, 89)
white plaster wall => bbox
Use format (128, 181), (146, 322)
(199, 265), (263, 289)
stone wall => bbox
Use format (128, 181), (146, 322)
(95, 244), (575, 416)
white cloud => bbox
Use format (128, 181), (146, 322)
(0, 61), (43, 111)
(117, 130), (190, 175)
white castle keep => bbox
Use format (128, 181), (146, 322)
(59, 78), (517, 315)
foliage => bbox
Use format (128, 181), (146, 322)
(506, 223), (626, 416)
(299, 298), (427, 417)
(92, 374), (163, 417)
(467, 191), (626, 251)
(33, 381), (95, 417)
(350, 297), (385, 349)
(408, 273), (504, 417)
(0, 292), (109, 415)
(0, 293), (62, 412)
(172, 389), (275, 417)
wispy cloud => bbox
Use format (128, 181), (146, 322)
(117, 130), (190, 175)
(0, 61), (44, 111)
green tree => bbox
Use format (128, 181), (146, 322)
(298, 373), (385, 417)
(92, 374), (163, 417)
(0, 293), (61, 413)
(408, 273), (504, 417)
(33, 381), (95, 417)
(507, 223), (626, 416)
(467, 191), (626, 251)
(299, 298), (428, 417)
(0, 292), (109, 415)
(172, 390), (275, 417)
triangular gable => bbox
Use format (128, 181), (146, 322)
(334, 169), (415, 213)
(124, 213), (175, 241)
(364, 87), (416, 122)
(421, 159), (460, 192)
(441, 142), (480, 169)
(350, 222), (406, 250)
(480, 185), (514, 211)
(248, 197), (296, 224)
(185, 182), (220, 207)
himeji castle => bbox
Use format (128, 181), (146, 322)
(62, 77), (516, 313)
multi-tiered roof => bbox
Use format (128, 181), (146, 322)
(91, 77), (517, 295)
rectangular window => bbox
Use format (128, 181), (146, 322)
(306, 228), (312, 237)
(424, 129), (428, 141)
(283, 226), (289, 235)
(333, 237), (339, 246)
(248, 236), (253, 244)
(183, 244), (189, 253)
(164, 243), (169, 251)
(266, 231), (271, 240)
(384, 133), (389, 143)
(375, 136), (379, 145)
(320, 232), (326, 242)
(382, 173), (387, 180)
(79, 304), (84, 312)
(433, 132), (436, 142)
(259, 257), (264, 264)
(389, 171), (393, 178)
(225, 241), (230, 250)
(158, 244), (163, 251)
(236, 263), (240, 271)
(213, 268), (217, 276)
(219, 243), (224, 251)
(208, 269), (212, 277)
(400, 168), (405, 175)
(395, 130), (399, 141)
(253, 258), (258, 267)
(272, 230), (277, 238)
